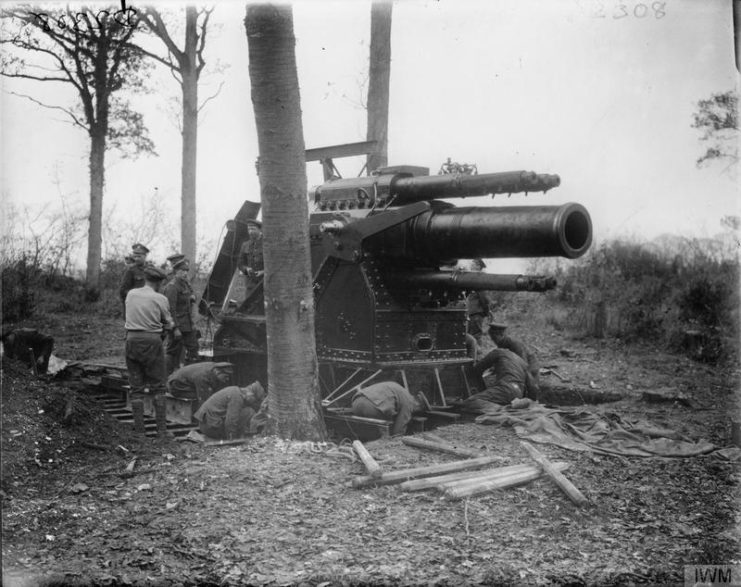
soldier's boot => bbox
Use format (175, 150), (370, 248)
(131, 399), (146, 434)
(154, 395), (168, 439)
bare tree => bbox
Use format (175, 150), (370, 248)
(366, 1), (392, 173)
(0, 6), (155, 298)
(135, 6), (217, 268)
(245, 4), (326, 441)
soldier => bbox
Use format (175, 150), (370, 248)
(465, 258), (497, 350)
(462, 348), (535, 412)
(193, 381), (266, 440)
(238, 219), (264, 288)
(163, 255), (199, 373)
(167, 361), (234, 404)
(119, 243), (151, 314)
(124, 266), (173, 431)
(1, 328), (54, 374)
(351, 382), (424, 436)
(488, 323), (540, 396)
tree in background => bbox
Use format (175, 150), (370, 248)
(135, 6), (217, 270)
(692, 90), (738, 172)
(366, 1), (392, 174)
(0, 6), (155, 298)
(244, 4), (327, 440)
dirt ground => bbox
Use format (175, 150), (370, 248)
(1, 312), (740, 586)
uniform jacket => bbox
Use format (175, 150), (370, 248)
(164, 275), (195, 332)
(167, 362), (224, 401)
(472, 348), (538, 401)
(194, 383), (260, 439)
(352, 382), (417, 436)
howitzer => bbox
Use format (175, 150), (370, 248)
(202, 163), (592, 414)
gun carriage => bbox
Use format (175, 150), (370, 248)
(200, 158), (592, 416)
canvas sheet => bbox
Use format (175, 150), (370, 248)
(474, 403), (716, 458)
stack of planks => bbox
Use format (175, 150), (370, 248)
(349, 434), (589, 505)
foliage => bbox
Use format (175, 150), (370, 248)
(524, 226), (740, 364)
(692, 90), (738, 171)
(0, 6), (155, 154)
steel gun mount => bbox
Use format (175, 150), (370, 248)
(201, 165), (592, 410)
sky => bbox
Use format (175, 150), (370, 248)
(0, 0), (738, 271)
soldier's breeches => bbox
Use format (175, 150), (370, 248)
(125, 332), (166, 394)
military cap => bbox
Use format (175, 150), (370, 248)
(143, 266), (167, 281)
(132, 243), (150, 254)
(245, 218), (262, 228)
(173, 259), (190, 271)
(471, 258), (486, 270)
(167, 253), (185, 266)
(489, 322), (508, 331)
(213, 362), (234, 371)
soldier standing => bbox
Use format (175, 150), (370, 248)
(238, 220), (264, 288)
(124, 266), (174, 433)
(119, 243), (151, 314)
(163, 255), (199, 373)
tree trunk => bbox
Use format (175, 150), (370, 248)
(245, 4), (327, 441)
(181, 6), (198, 268)
(366, 1), (392, 174)
(85, 131), (106, 299)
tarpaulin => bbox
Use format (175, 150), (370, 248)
(474, 403), (716, 458)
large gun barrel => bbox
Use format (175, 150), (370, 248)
(312, 170), (560, 210)
(388, 271), (557, 292)
(363, 202), (592, 262)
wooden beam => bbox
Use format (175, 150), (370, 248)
(401, 436), (489, 459)
(445, 462), (571, 500)
(352, 440), (382, 478)
(520, 442), (588, 506)
(351, 455), (502, 489)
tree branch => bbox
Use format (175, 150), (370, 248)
(196, 7), (213, 74)
(197, 80), (223, 113)
(138, 8), (185, 68)
(6, 91), (86, 129)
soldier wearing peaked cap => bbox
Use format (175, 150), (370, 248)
(119, 243), (152, 314)
(163, 255), (200, 373)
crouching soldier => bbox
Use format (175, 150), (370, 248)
(351, 381), (424, 437)
(1, 328), (54, 374)
(488, 323), (540, 396)
(167, 361), (233, 404)
(462, 348), (536, 413)
(194, 381), (266, 440)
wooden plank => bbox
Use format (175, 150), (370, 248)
(351, 455), (502, 489)
(400, 462), (557, 492)
(438, 461), (570, 491)
(352, 440), (382, 478)
(520, 441), (588, 506)
(401, 436), (484, 459)
(445, 462), (571, 500)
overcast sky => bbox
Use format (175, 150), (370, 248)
(1, 0), (738, 268)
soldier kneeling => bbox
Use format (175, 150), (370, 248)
(351, 381), (424, 437)
(2, 328), (54, 374)
(193, 381), (265, 440)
